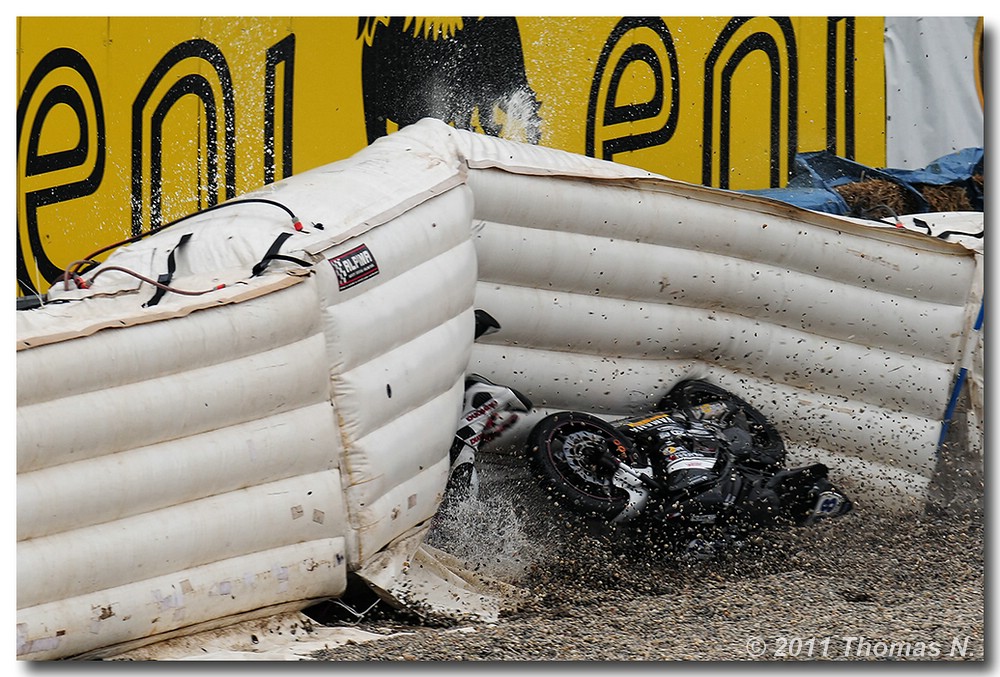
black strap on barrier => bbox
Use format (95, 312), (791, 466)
(144, 233), (193, 307)
(911, 217), (985, 241)
(251, 232), (312, 277)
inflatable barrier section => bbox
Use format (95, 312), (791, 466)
(460, 134), (984, 512)
(16, 119), (983, 659)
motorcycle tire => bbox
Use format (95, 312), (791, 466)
(658, 380), (786, 468)
(527, 411), (645, 519)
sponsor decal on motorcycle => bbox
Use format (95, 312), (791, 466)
(624, 413), (677, 431)
(692, 401), (732, 419)
(689, 513), (718, 524)
(464, 399), (499, 423)
(812, 491), (847, 519)
(666, 457), (717, 473)
(611, 437), (630, 461)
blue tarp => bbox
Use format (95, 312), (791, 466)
(742, 148), (984, 216)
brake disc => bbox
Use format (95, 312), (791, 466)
(560, 430), (611, 487)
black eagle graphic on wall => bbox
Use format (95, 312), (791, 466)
(358, 17), (542, 145)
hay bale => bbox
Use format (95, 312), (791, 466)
(834, 179), (919, 219)
(835, 177), (982, 217)
(918, 184), (974, 212)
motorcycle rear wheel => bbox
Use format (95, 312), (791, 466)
(658, 380), (786, 467)
(527, 411), (644, 519)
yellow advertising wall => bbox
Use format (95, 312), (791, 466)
(16, 16), (886, 297)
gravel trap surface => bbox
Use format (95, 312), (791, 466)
(303, 448), (985, 662)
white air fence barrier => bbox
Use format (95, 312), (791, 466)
(16, 119), (983, 659)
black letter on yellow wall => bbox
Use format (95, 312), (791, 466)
(586, 17), (680, 160)
(703, 18), (798, 189)
(826, 17), (856, 158)
(265, 34), (295, 184)
(16, 48), (105, 296)
(132, 39), (236, 235)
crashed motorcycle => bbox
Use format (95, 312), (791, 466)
(524, 379), (853, 558)
(444, 366), (852, 559)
